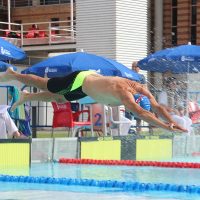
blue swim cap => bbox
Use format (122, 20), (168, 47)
(132, 94), (151, 118)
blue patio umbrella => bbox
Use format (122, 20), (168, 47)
(138, 43), (200, 115)
(21, 52), (142, 81)
(0, 61), (17, 72)
(138, 44), (200, 74)
(0, 37), (27, 61)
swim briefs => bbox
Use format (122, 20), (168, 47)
(47, 70), (97, 101)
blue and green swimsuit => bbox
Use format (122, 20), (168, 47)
(47, 70), (97, 101)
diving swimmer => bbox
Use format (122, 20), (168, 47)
(0, 67), (188, 133)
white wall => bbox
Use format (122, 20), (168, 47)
(76, 0), (116, 59)
(116, 0), (148, 68)
(76, 0), (148, 72)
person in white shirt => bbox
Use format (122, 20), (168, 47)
(0, 105), (22, 139)
(158, 77), (193, 136)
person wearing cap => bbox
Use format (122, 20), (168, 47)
(132, 61), (147, 135)
(158, 77), (193, 136)
(0, 67), (189, 133)
(132, 61), (147, 87)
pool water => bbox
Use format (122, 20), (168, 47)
(0, 162), (200, 200)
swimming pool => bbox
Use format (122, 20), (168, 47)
(0, 162), (200, 200)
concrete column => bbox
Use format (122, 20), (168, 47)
(7, 0), (11, 30)
(154, 0), (163, 52)
(154, 72), (163, 90)
(70, 0), (73, 38)
(147, 0), (152, 55)
(154, 0), (163, 90)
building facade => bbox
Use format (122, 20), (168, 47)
(150, 0), (200, 92)
(1, 1), (199, 89)
(151, 0), (199, 51)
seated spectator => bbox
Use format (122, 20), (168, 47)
(158, 77), (194, 136)
(0, 105), (26, 139)
(32, 24), (40, 37)
(105, 106), (131, 136)
(8, 31), (20, 38)
(32, 24), (39, 30)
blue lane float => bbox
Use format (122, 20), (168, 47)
(0, 174), (200, 194)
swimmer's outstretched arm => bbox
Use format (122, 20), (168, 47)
(143, 93), (187, 132)
(136, 85), (189, 132)
(119, 91), (188, 132)
(0, 67), (49, 91)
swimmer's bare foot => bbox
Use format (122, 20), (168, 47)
(11, 90), (29, 112)
(0, 67), (14, 82)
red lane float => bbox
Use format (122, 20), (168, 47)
(58, 158), (200, 169)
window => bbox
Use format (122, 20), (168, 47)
(191, 0), (197, 5)
(51, 18), (59, 34)
(10, 0), (74, 7)
(172, 7), (177, 26)
(172, 0), (177, 6)
(45, 0), (55, 5)
(172, 27), (177, 46)
(172, 0), (177, 46)
(11, 0), (32, 7)
(44, 0), (75, 5)
(191, 26), (196, 44)
(191, 6), (197, 24)
(191, 0), (197, 44)
(67, 17), (76, 29)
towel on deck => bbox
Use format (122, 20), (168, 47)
(8, 86), (31, 136)
(8, 86), (27, 120)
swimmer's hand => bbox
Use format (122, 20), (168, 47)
(168, 122), (188, 132)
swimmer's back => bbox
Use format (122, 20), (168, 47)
(82, 74), (141, 105)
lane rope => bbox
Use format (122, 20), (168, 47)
(58, 158), (200, 169)
(0, 174), (199, 194)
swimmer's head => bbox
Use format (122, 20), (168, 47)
(132, 94), (151, 118)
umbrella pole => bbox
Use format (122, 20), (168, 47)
(32, 87), (37, 138)
(186, 62), (189, 117)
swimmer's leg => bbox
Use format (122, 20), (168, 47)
(11, 90), (68, 112)
(0, 67), (49, 91)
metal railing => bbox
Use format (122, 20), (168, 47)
(0, 20), (76, 47)
(1, 0), (75, 8)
